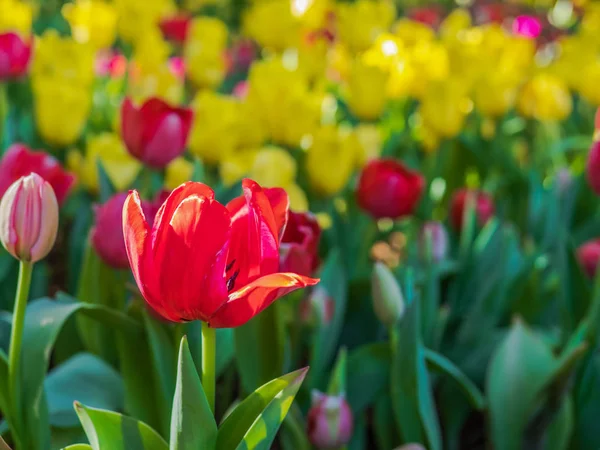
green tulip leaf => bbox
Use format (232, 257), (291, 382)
(346, 343), (390, 414)
(216, 367), (309, 450)
(75, 403), (168, 450)
(170, 337), (217, 450)
(487, 319), (557, 450)
(61, 445), (94, 450)
(45, 352), (125, 428)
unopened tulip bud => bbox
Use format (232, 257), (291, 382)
(307, 390), (353, 449)
(555, 168), (573, 195)
(586, 141), (600, 196)
(0, 173), (59, 262)
(371, 262), (405, 327)
(420, 221), (448, 262)
(577, 239), (600, 278)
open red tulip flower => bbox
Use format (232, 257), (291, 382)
(120, 97), (193, 169)
(0, 32), (32, 80)
(123, 179), (319, 327)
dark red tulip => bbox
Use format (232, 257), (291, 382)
(159, 14), (192, 43)
(0, 144), (75, 205)
(356, 159), (425, 220)
(123, 179), (319, 327)
(449, 188), (495, 231)
(586, 140), (600, 195)
(0, 32), (31, 80)
(408, 6), (443, 27)
(121, 97), (193, 169)
(577, 239), (600, 278)
(280, 211), (321, 276)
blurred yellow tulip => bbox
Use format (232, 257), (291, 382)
(243, 1), (300, 51)
(394, 19), (435, 47)
(354, 124), (382, 167)
(420, 79), (471, 138)
(219, 149), (259, 187)
(0, 0), (34, 35)
(305, 126), (358, 196)
(33, 78), (92, 147)
(578, 60), (600, 106)
(249, 146), (297, 188)
(67, 132), (141, 192)
(518, 73), (573, 121)
(165, 157), (195, 190)
(284, 182), (309, 211)
(188, 91), (240, 164)
(114, 0), (175, 44)
(473, 71), (518, 118)
(63, 0), (118, 50)
(184, 17), (228, 89)
(439, 8), (472, 41)
(345, 59), (388, 121)
(336, 0), (395, 53)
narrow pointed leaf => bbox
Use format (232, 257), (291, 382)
(75, 403), (168, 450)
(170, 337), (217, 450)
(216, 368), (309, 450)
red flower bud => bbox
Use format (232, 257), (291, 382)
(121, 97), (193, 169)
(123, 179), (319, 326)
(586, 140), (600, 196)
(280, 211), (321, 276)
(0, 32), (31, 80)
(356, 159), (425, 220)
(449, 188), (495, 231)
(577, 239), (600, 278)
(0, 173), (58, 262)
(307, 390), (353, 449)
(159, 14), (192, 43)
(0, 144), (75, 205)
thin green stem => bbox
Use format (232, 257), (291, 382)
(202, 322), (216, 414)
(8, 261), (32, 448)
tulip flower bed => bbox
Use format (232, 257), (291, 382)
(3, 0), (600, 449)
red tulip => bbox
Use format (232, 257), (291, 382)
(123, 179), (319, 327)
(0, 144), (75, 205)
(586, 141), (600, 195)
(577, 240), (600, 278)
(0, 32), (31, 80)
(120, 97), (193, 169)
(307, 391), (353, 449)
(356, 159), (425, 220)
(159, 14), (192, 43)
(449, 188), (495, 231)
(595, 108), (600, 132)
(408, 6), (443, 27)
(280, 211), (321, 276)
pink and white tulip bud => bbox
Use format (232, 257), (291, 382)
(420, 221), (449, 263)
(307, 390), (353, 449)
(371, 262), (405, 328)
(0, 173), (59, 262)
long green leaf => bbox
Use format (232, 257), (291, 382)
(216, 367), (308, 450)
(45, 353), (125, 428)
(75, 403), (168, 450)
(170, 337), (217, 450)
(19, 296), (141, 450)
(346, 343), (390, 414)
(424, 349), (486, 410)
(61, 445), (94, 450)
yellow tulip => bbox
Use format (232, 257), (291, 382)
(32, 31), (95, 88)
(473, 71), (518, 118)
(62, 0), (118, 50)
(219, 149), (259, 187)
(243, 1), (300, 51)
(33, 78), (92, 147)
(165, 157), (195, 190)
(518, 73), (573, 122)
(439, 8), (472, 41)
(577, 60), (600, 106)
(336, 0), (395, 53)
(184, 17), (228, 89)
(354, 123), (382, 167)
(67, 132), (141, 192)
(114, 0), (175, 44)
(128, 62), (184, 105)
(0, 0), (34, 35)
(188, 91), (240, 164)
(283, 182), (309, 212)
(345, 59), (388, 121)
(245, 59), (322, 148)
(305, 126), (357, 196)
(420, 79), (471, 138)
(249, 146), (297, 188)
(297, 34), (330, 82)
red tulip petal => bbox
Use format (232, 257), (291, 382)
(225, 179), (281, 288)
(209, 272), (319, 328)
(122, 191), (168, 319)
(121, 98), (143, 158)
(265, 187), (289, 239)
(152, 184), (230, 321)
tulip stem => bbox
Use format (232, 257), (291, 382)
(202, 322), (216, 414)
(8, 261), (33, 443)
